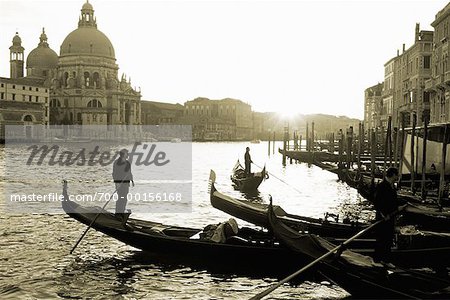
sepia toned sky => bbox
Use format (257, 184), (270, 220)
(0, 0), (448, 119)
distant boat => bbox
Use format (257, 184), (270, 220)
(170, 138), (182, 143)
(250, 139), (260, 144)
(230, 160), (267, 191)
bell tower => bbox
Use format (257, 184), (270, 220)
(9, 32), (24, 79)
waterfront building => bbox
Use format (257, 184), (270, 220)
(365, 24), (433, 130)
(364, 83), (383, 130)
(141, 101), (184, 125)
(394, 24), (433, 128)
(426, 3), (450, 124)
(183, 97), (253, 140)
(0, 33), (49, 140)
(382, 57), (395, 128)
(2, 1), (141, 127)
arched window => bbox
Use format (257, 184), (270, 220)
(63, 72), (69, 87)
(87, 99), (102, 108)
(23, 115), (33, 122)
(50, 99), (61, 107)
(84, 72), (90, 87)
(93, 72), (100, 88)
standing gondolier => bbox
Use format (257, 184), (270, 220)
(373, 167), (400, 264)
(112, 149), (134, 225)
(244, 147), (252, 176)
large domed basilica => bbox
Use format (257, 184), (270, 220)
(11, 0), (141, 126)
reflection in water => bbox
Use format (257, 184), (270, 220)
(0, 142), (359, 299)
(238, 189), (263, 202)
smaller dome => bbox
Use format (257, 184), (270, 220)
(82, 1), (93, 10)
(27, 28), (58, 69)
(27, 47), (58, 69)
(12, 32), (22, 45)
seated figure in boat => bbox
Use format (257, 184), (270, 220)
(244, 147), (253, 176)
(200, 218), (239, 243)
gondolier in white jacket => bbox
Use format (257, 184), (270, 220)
(112, 149), (134, 225)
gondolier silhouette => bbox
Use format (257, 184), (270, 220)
(373, 167), (402, 264)
(112, 149), (134, 226)
(244, 147), (252, 176)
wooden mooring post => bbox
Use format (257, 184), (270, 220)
(273, 131), (276, 155)
(383, 116), (392, 177)
(338, 129), (344, 168)
(371, 129), (376, 180)
(421, 117), (429, 200)
(346, 126), (353, 169)
(268, 132), (271, 156)
(357, 123), (362, 173)
(410, 114), (416, 193)
(393, 127), (398, 167)
(438, 124), (448, 208)
(282, 126), (288, 166)
(306, 122), (309, 152)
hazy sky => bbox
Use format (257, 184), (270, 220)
(0, 0), (448, 119)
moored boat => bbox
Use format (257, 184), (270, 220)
(61, 181), (302, 276)
(209, 171), (450, 267)
(230, 160), (267, 191)
(267, 202), (450, 299)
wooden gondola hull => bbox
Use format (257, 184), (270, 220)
(230, 160), (266, 191)
(267, 204), (450, 299)
(210, 187), (369, 238)
(209, 181), (450, 267)
(62, 199), (303, 276)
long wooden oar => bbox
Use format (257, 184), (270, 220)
(249, 204), (407, 300)
(69, 175), (131, 254)
(252, 162), (303, 195)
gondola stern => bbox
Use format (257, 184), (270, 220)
(208, 170), (217, 195)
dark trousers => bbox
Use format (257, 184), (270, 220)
(374, 220), (394, 262)
(115, 182), (130, 214)
(245, 162), (251, 176)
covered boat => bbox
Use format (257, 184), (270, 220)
(230, 160), (267, 191)
(267, 202), (450, 299)
(61, 181), (301, 276)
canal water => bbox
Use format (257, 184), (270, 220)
(0, 142), (372, 299)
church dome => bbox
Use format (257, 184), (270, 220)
(60, 27), (115, 59)
(27, 28), (58, 69)
(59, 1), (115, 59)
(82, 1), (93, 10)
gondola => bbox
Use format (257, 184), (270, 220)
(230, 160), (267, 191)
(61, 181), (302, 276)
(209, 171), (450, 267)
(267, 203), (450, 299)
(213, 170), (368, 238)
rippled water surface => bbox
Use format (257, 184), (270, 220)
(0, 142), (372, 299)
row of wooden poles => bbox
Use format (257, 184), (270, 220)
(277, 115), (449, 206)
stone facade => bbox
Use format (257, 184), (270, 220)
(0, 77), (49, 140)
(3, 1), (141, 128)
(365, 24), (433, 129)
(183, 97), (253, 140)
(141, 101), (184, 125)
(364, 83), (383, 130)
(426, 3), (450, 124)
